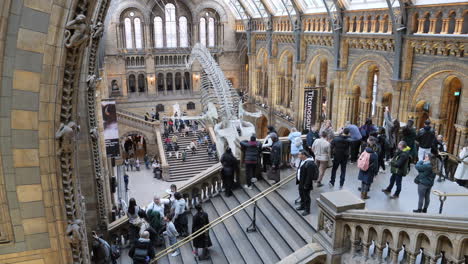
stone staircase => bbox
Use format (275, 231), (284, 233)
(155, 179), (317, 263)
(163, 130), (218, 182)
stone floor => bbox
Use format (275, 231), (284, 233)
(271, 163), (468, 230)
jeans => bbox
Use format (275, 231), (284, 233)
(168, 236), (180, 253)
(330, 158), (348, 186)
(386, 174), (403, 196)
(299, 187), (311, 212)
(418, 147), (431, 162)
(350, 140), (361, 162)
(361, 182), (371, 192)
(245, 163), (257, 187)
(417, 184), (432, 210)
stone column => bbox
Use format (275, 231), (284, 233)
(371, 19), (377, 33)
(454, 17), (464, 34)
(417, 18), (426, 33)
(122, 75), (128, 97)
(428, 18), (437, 34)
(164, 72), (167, 95)
(441, 18), (450, 34)
(313, 191), (365, 264)
(378, 18), (386, 33)
(390, 248), (399, 264)
(172, 72), (176, 95)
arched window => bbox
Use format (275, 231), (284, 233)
(371, 71), (378, 116)
(154, 17), (163, 48)
(128, 74), (136, 93)
(208, 17), (215, 47)
(200, 18), (206, 46)
(138, 74), (146, 92)
(187, 102), (195, 110)
(124, 18), (133, 49)
(179, 17), (188, 47)
(157, 73), (164, 92)
(134, 18), (143, 48)
(165, 4), (177, 48)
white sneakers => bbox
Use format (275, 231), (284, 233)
(244, 184), (253, 190)
(251, 177), (257, 183)
(171, 251), (180, 257)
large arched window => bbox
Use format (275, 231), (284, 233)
(208, 17), (215, 47)
(371, 71), (379, 116)
(134, 18), (143, 49)
(179, 17), (188, 47)
(124, 18), (133, 49)
(200, 18), (206, 46)
(154, 17), (163, 48)
(165, 4), (177, 48)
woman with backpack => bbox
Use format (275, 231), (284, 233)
(358, 137), (379, 199)
(288, 128), (303, 168)
(413, 153), (437, 213)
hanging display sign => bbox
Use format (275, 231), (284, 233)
(303, 89), (318, 130)
(101, 101), (120, 158)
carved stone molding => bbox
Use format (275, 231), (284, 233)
(410, 39), (465, 57)
(346, 37), (395, 51)
(303, 35), (334, 46)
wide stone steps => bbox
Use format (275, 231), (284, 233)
(150, 180), (317, 263)
(163, 130), (218, 182)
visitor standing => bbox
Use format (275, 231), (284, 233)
(377, 127), (388, 173)
(413, 153), (436, 213)
(402, 120), (417, 163)
(135, 159), (140, 171)
(144, 154), (149, 170)
(416, 120), (436, 162)
(357, 137), (379, 200)
(306, 124), (320, 157)
(383, 107), (395, 160)
(221, 147), (238, 197)
(124, 174), (129, 191)
(345, 121), (362, 163)
(268, 133), (282, 184)
(359, 118), (376, 143)
(129, 157), (135, 171)
(240, 136), (262, 189)
(320, 120), (334, 140)
(311, 131), (331, 187)
(192, 204), (212, 259)
(382, 141), (411, 199)
(330, 128), (351, 188)
(288, 128), (303, 168)
(124, 158), (130, 171)
(172, 192), (188, 237)
(129, 231), (155, 263)
(295, 150), (317, 216)
(163, 214), (180, 257)
(454, 143), (468, 186)
(262, 126), (277, 172)
(127, 198), (141, 245)
(146, 196), (170, 218)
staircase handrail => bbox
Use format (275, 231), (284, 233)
(150, 171), (297, 263)
(116, 108), (147, 120)
(116, 111), (158, 130)
(432, 189), (468, 214)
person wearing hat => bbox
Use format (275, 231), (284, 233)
(295, 150), (318, 216)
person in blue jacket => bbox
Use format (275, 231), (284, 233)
(413, 153), (436, 213)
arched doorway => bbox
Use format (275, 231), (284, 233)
(122, 133), (147, 159)
(442, 76), (462, 153)
(256, 115), (268, 138)
(277, 127), (291, 137)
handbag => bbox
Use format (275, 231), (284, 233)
(414, 176), (420, 184)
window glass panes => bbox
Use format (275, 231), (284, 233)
(179, 17), (188, 47)
(200, 18), (206, 46)
(134, 18), (143, 49)
(154, 17), (163, 48)
(124, 18), (133, 49)
(165, 4), (177, 48)
(208, 17), (215, 47)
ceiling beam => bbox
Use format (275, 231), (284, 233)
(258, 0), (275, 15)
(238, 0), (256, 18)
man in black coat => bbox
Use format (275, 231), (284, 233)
(296, 150), (318, 216)
(330, 128), (351, 188)
(129, 231), (155, 264)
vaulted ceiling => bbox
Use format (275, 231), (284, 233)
(223, 0), (466, 19)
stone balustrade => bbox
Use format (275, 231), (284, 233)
(314, 190), (468, 264)
(116, 110), (157, 133)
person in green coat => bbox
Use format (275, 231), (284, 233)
(413, 153), (436, 213)
(402, 119), (417, 163)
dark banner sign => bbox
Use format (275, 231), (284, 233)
(303, 89), (318, 130)
(101, 101), (120, 158)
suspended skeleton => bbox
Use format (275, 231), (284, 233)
(187, 44), (261, 156)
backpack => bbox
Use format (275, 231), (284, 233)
(133, 246), (149, 263)
(110, 244), (120, 260)
(294, 136), (302, 148)
(357, 151), (371, 171)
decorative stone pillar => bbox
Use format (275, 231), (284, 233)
(417, 18), (426, 33)
(454, 17), (464, 34)
(379, 17), (386, 33)
(371, 19), (377, 33)
(359, 97), (372, 125)
(390, 248), (399, 264)
(441, 18), (450, 34)
(363, 19), (369, 33)
(428, 18), (437, 34)
(407, 253), (417, 264)
(356, 20), (362, 33)
(313, 190), (366, 264)
(375, 246), (384, 262)
(430, 118), (444, 135)
(163, 72), (167, 95)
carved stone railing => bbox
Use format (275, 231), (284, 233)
(314, 191), (468, 264)
(116, 110), (156, 133)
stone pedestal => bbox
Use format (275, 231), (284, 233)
(313, 190), (365, 264)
